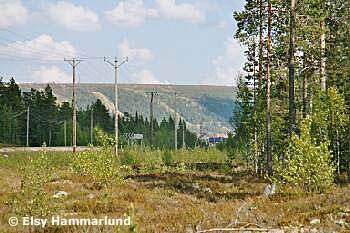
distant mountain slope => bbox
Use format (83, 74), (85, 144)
(19, 83), (237, 134)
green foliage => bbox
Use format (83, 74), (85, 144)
(119, 147), (226, 168)
(162, 150), (173, 166)
(233, 0), (350, 176)
(311, 87), (347, 142)
(272, 116), (335, 192)
(15, 149), (55, 217)
(121, 147), (163, 168)
(71, 148), (122, 186)
(225, 132), (235, 161)
(171, 148), (227, 164)
(94, 127), (115, 147)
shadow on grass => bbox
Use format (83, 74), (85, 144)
(126, 172), (263, 202)
(144, 180), (261, 202)
(126, 171), (307, 203)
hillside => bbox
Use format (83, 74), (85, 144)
(18, 83), (236, 134)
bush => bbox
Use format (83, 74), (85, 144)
(71, 148), (122, 186)
(120, 147), (163, 167)
(15, 149), (55, 217)
(272, 116), (335, 193)
(162, 150), (173, 166)
(94, 127), (115, 147)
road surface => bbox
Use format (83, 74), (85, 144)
(0, 147), (92, 153)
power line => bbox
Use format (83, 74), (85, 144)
(0, 30), (105, 62)
(0, 29), (73, 58)
(0, 36), (68, 60)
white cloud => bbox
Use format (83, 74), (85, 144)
(45, 1), (100, 31)
(105, 0), (157, 27)
(0, 0), (28, 28)
(201, 38), (245, 86)
(155, 0), (205, 24)
(130, 69), (168, 84)
(32, 66), (71, 83)
(216, 21), (227, 29)
(0, 34), (76, 60)
(118, 39), (154, 64)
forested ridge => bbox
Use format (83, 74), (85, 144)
(233, 0), (350, 186)
(0, 78), (199, 149)
(19, 83), (236, 135)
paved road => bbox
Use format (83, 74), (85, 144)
(0, 147), (92, 153)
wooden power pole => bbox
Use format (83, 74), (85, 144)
(104, 57), (128, 157)
(90, 107), (93, 145)
(64, 119), (67, 147)
(64, 58), (82, 153)
(147, 91), (158, 147)
(174, 92), (177, 151)
(26, 106), (29, 147)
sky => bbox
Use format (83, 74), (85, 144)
(0, 0), (245, 86)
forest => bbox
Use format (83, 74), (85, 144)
(231, 0), (350, 189)
(0, 77), (199, 149)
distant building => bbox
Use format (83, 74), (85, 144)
(200, 133), (228, 146)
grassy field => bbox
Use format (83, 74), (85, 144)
(0, 148), (350, 232)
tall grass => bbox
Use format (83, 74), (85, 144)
(119, 147), (227, 166)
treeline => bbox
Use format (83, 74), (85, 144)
(0, 77), (199, 149)
(233, 0), (350, 177)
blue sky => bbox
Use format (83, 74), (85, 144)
(0, 0), (245, 86)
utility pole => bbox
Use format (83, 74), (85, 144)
(174, 92), (177, 151)
(64, 57), (82, 153)
(182, 119), (186, 149)
(183, 102), (188, 149)
(90, 107), (93, 145)
(104, 56), (128, 157)
(64, 119), (67, 147)
(26, 106), (29, 147)
(150, 92), (154, 147)
(147, 91), (158, 147)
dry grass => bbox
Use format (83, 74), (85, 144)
(0, 152), (349, 232)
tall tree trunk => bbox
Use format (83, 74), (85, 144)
(266, 0), (273, 176)
(258, 0), (264, 174)
(320, 1), (326, 91)
(49, 126), (52, 146)
(347, 0), (350, 177)
(337, 128), (340, 175)
(259, 0), (264, 93)
(253, 42), (258, 174)
(302, 54), (308, 118)
(289, 0), (296, 135)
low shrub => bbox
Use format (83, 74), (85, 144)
(172, 148), (227, 163)
(71, 148), (122, 186)
(14, 148), (55, 217)
(272, 116), (335, 193)
(162, 150), (173, 166)
(120, 147), (163, 167)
